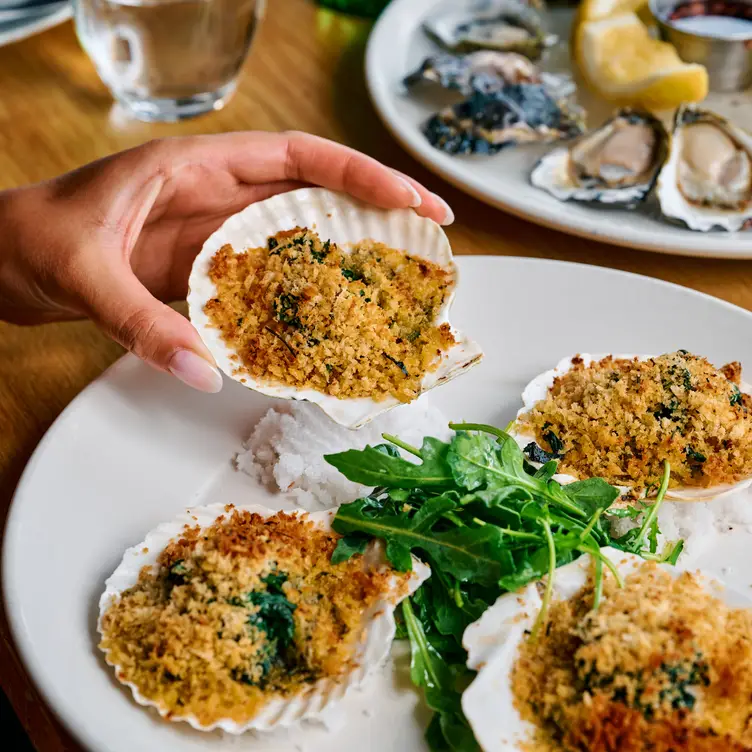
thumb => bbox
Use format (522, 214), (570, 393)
(86, 271), (223, 394)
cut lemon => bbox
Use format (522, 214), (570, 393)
(575, 13), (708, 110)
(578, 0), (647, 21)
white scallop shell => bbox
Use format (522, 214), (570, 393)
(97, 502), (430, 734)
(656, 106), (752, 233)
(461, 547), (752, 751)
(511, 353), (752, 502)
(187, 188), (483, 430)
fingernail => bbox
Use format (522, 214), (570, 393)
(396, 176), (423, 208)
(432, 192), (455, 225)
(168, 349), (224, 393)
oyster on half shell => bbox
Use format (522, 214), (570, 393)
(531, 109), (669, 207)
(424, 0), (557, 60)
(656, 105), (752, 232)
(422, 83), (584, 155)
(403, 51), (576, 100)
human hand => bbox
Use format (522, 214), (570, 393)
(0, 131), (453, 393)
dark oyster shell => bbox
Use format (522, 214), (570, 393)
(422, 84), (585, 155)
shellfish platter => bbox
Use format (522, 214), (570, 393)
(8, 252), (752, 752)
(366, 0), (752, 257)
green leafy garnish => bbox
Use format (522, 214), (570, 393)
(326, 424), (681, 750)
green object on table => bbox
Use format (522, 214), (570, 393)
(317, 0), (390, 18)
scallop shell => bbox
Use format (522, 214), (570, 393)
(98, 502), (430, 734)
(461, 547), (752, 751)
(187, 188), (483, 430)
(656, 106), (752, 232)
(510, 353), (752, 502)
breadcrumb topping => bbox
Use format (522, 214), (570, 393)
(518, 351), (752, 493)
(204, 228), (457, 403)
(99, 508), (407, 726)
(512, 560), (752, 751)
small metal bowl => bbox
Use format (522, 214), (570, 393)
(649, 0), (752, 92)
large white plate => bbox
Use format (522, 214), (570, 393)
(6, 256), (752, 751)
(366, 0), (752, 259)
(0, 2), (70, 47)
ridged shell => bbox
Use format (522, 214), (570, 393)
(97, 503), (430, 734)
(423, 0), (556, 60)
(461, 547), (752, 752)
(531, 109), (669, 208)
(187, 188), (483, 429)
(510, 353), (752, 502)
(656, 106), (752, 232)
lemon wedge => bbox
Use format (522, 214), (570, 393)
(578, 0), (647, 20)
(574, 13), (708, 110)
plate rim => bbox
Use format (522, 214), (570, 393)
(6, 254), (752, 750)
(0, 3), (71, 48)
(364, 0), (752, 260)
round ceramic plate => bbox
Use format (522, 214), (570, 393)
(6, 256), (752, 751)
(0, 2), (70, 48)
(365, 0), (752, 259)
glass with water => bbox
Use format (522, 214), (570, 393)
(74, 0), (264, 122)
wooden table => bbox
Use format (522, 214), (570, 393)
(2, 1), (752, 749)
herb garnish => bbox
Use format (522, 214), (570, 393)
(325, 423), (680, 750)
(383, 353), (409, 377)
(273, 293), (302, 329)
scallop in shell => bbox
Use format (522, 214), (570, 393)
(461, 548), (752, 752)
(98, 503), (431, 733)
(422, 83), (584, 155)
(656, 105), (752, 232)
(531, 109), (669, 207)
(423, 0), (557, 60)
(187, 188), (483, 429)
(509, 353), (752, 502)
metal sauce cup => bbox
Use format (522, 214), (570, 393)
(650, 0), (752, 92)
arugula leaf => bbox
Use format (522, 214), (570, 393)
(325, 437), (453, 488)
(333, 496), (513, 585)
(447, 432), (589, 519)
(331, 532), (370, 564)
(561, 478), (620, 515)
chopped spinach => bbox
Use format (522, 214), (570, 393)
(731, 384), (743, 406)
(267, 236), (280, 254)
(384, 353), (409, 377)
(273, 293), (302, 329)
(311, 240), (330, 263)
(685, 447), (706, 464)
(523, 442), (561, 464)
(341, 266), (364, 282)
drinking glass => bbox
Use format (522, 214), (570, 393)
(73, 0), (265, 122)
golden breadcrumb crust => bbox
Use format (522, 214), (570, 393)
(100, 507), (407, 727)
(204, 228), (456, 403)
(518, 352), (752, 493)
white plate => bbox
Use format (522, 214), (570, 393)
(0, 2), (69, 47)
(366, 0), (752, 259)
(6, 256), (752, 751)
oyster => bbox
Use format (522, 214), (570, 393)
(422, 83), (584, 155)
(403, 50), (576, 100)
(656, 106), (752, 232)
(531, 109), (669, 207)
(423, 0), (557, 60)
(404, 51), (540, 94)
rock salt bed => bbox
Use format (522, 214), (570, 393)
(236, 396), (451, 510)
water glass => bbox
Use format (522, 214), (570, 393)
(73, 0), (265, 122)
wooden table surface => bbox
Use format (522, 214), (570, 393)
(2, 1), (752, 749)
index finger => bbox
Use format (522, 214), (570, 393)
(162, 130), (453, 225)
